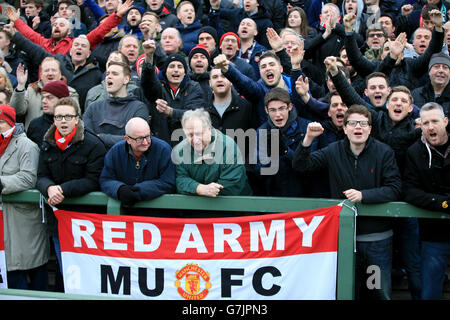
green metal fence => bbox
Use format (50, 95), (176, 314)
(0, 190), (448, 300)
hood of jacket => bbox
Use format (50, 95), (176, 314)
(175, 19), (202, 32)
(11, 122), (25, 136)
(107, 95), (141, 106)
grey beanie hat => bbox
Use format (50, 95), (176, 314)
(428, 52), (450, 72)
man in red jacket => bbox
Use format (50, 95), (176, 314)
(5, 0), (133, 55)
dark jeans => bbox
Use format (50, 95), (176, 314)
(394, 218), (422, 299)
(355, 236), (393, 300)
(420, 241), (450, 300)
(7, 263), (48, 291)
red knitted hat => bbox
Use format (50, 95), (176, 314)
(0, 104), (16, 127)
(219, 32), (241, 48)
(42, 80), (70, 99)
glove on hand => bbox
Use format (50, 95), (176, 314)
(117, 185), (140, 206)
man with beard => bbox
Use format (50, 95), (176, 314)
(9, 31), (102, 113)
(403, 102), (450, 300)
(5, 0), (132, 55)
(328, 55), (424, 299)
(83, 61), (148, 149)
(293, 74), (348, 197)
(55, 0), (88, 37)
(363, 25), (388, 62)
(339, 46), (365, 97)
(124, 6), (145, 39)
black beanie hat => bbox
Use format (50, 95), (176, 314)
(163, 53), (189, 75)
(197, 26), (219, 46)
(188, 44), (211, 70)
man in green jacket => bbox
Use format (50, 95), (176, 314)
(172, 108), (252, 198)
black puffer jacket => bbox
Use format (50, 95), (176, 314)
(36, 120), (107, 235)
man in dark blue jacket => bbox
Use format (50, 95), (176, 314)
(100, 117), (176, 208)
(293, 104), (402, 300)
(253, 87), (316, 197)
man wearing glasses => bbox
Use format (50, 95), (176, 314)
(293, 104), (402, 300)
(363, 25), (387, 62)
(37, 97), (106, 281)
(100, 117), (176, 208)
(253, 87), (316, 197)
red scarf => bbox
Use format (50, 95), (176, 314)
(0, 126), (15, 157)
(55, 124), (77, 151)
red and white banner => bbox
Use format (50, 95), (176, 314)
(56, 205), (341, 300)
(0, 210), (7, 289)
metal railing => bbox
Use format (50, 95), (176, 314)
(0, 190), (448, 300)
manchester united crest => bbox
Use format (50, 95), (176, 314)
(175, 264), (211, 300)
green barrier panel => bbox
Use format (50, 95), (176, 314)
(2, 190), (448, 300)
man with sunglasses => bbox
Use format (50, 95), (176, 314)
(100, 117), (175, 208)
(364, 25), (387, 62)
(293, 104), (402, 300)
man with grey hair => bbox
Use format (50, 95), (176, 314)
(100, 117), (176, 207)
(403, 102), (450, 300)
(172, 108), (252, 198)
(160, 27), (183, 55)
(412, 52), (450, 116)
(118, 34), (141, 84)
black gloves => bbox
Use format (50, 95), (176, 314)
(117, 185), (140, 206)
